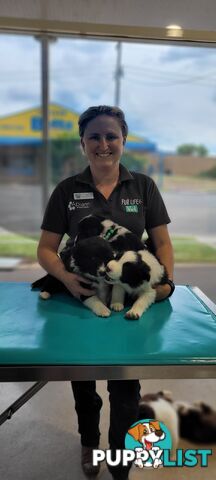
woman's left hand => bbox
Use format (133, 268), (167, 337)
(154, 283), (171, 302)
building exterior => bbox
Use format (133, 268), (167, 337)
(0, 103), (156, 183)
(0, 103), (215, 183)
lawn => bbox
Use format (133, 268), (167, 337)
(172, 237), (216, 263)
(0, 233), (216, 263)
(0, 234), (38, 260)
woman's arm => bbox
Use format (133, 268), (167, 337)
(146, 224), (174, 301)
(37, 230), (95, 298)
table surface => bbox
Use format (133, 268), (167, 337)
(0, 282), (216, 381)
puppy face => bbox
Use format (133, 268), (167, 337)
(105, 251), (151, 288)
(71, 237), (114, 278)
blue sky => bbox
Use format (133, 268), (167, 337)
(1, 34), (216, 154)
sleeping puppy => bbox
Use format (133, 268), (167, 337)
(138, 390), (179, 456)
(74, 214), (145, 255)
(175, 400), (216, 443)
(32, 236), (114, 317)
(105, 249), (168, 319)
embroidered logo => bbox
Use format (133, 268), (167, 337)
(126, 205), (138, 213)
(68, 201), (90, 211)
(121, 198), (142, 206)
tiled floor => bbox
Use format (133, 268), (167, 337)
(0, 379), (215, 480)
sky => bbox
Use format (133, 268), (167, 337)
(1, 34), (216, 154)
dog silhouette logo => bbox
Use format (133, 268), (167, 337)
(125, 419), (172, 468)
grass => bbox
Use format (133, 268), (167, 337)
(0, 233), (216, 263)
(0, 234), (38, 260)
(172, 236), (216, 263)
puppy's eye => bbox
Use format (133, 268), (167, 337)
(150, 426), (154, 433)
(143, 427), (148, 434)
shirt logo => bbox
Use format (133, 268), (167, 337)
(68, 201), (91, 211)
(74, 192), (94, 200)
(126, 205), (138, 213)
(121, 198), (142, 206)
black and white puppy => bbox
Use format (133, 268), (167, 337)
(32, 236), (114, 317)
(138, 390), (179, 456)
(75, 214), (145, 255)
(105, 249), (168, 319)
(175, 400), (216, 443)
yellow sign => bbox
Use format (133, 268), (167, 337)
(0, 103), (146, 144)
(0, 103), (80, 140)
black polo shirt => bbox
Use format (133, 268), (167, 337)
(41, 164), (170, 242)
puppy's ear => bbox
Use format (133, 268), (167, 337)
(128, 423), (145, 441)
(158, 390), (173, 402)
(193, 402), (213, 414)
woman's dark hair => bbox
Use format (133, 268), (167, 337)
(78, 105), (128, 138)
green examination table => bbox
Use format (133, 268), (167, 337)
(0, 282), (216, 425)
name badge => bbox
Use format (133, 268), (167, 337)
(74, 192), (94, 200)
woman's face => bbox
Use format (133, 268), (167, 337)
(81, 115), (126, 173)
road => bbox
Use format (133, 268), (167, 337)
(0, 184), (216, 236)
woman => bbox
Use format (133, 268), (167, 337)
(37, 105), (174, 480)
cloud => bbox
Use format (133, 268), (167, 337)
(1, 35), (216, 154)
(162, 45), (216, 63)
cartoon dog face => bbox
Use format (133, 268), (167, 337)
(128, 421), (165, 449)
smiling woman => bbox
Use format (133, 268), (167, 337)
(36, 103), (174, 480)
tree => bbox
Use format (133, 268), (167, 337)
(121, 151), (147, 172)
(51, 139), (86, 183)
(196, 145), (208, 156)
(176, 144), (208, 156)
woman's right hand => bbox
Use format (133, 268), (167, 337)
(62, 271), (96, 299)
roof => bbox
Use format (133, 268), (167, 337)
(0, 103), (157, 152)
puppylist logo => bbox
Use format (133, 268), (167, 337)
(93, 419), (212, 469)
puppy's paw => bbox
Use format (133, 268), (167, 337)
(84, 296), (111, 317)
(125, 309), (140, 320)
(94, 305), (111, 317)
(134, 459), (144, 469)
(153, 458), (162, 469)
(110, 302), (124, 312)
(40, 291), (51, 300)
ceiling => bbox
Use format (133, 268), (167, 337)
(1, 0), (216, 44)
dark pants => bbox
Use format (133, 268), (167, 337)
(71, 380), (140, 479)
